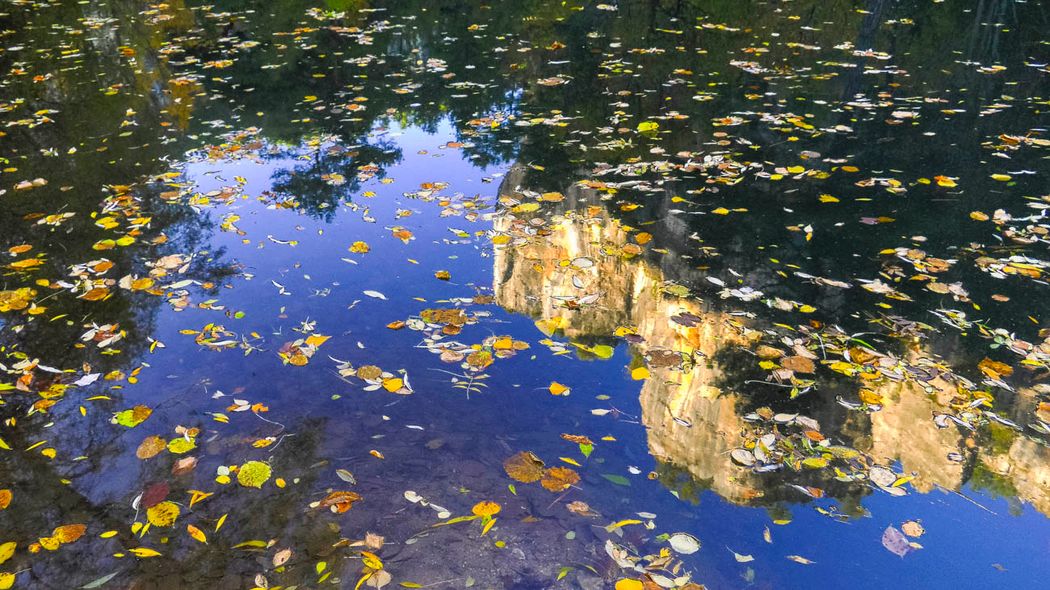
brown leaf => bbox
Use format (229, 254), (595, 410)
(136, 436), (167, 460)
(540, 467), (580, 492)
(503, 451), (545, 483)
(781, 356), (816, 374)
(901, 521), (925, 537)
(319, 491), (362, 513)
(172, 456), (198, 476)
(978, 357), (1013, 380)
(52, 524), (86, 544)
(560, 433), (593, 445)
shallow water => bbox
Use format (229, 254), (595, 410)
(1, 1), (1049, 589)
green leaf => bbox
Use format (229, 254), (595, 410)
(601, 474), (630, 486)
(112, 405), (152, 428)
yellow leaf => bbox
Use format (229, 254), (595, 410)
(361, 551), (383, 570)
(381, 377), (404, 392)
(802, 457), (828, 469)
(146, 501), (180, 527)
(129, 547), (162, 558)
(548, 381), (570, 396)
(481, 517), (497, 536)
(0, 572), (14, 590)
(0, 542), (15, 566)
(187, 524), (207, 544)
(471, 501), (501, 517)
(615, 580), (644, 590)
(52, 524), (86, 544)
(188, 490), (213, 508)
(237, 461), (272, 488)
(166, 436), (196, 454)
(631, 367), (650, 380)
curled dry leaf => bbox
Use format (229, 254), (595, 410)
(319, 491), (362, 513)
(364, 532), (385, 551)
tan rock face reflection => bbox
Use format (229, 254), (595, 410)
(493, 172), (1050, 516)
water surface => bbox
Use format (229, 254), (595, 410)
(1, 1), (1049, 589)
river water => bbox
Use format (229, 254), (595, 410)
(0, 1), (1048, 589)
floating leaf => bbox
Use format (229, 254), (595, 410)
(80, 571), (120, 589)
(471, 501), (501, 517)
(540, 467), (580, 492)
(318, 491), (362, 513)
(167, 437), (196, 454)
(901, 521), (925, 538)
(52, 524), (86, 545)
(113, 405), (152, 428)
(187, 524), (207, 544)
(667, 532), (701, 554)
(503, 451), (545, 483)
(274, 548), (292, 567)
(882, 525), (913, 557)
(237, 461), (272, 488)
(0, 543), (14, 566)
(136, 436), (166, 459)
(146, 501), (180, 528)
